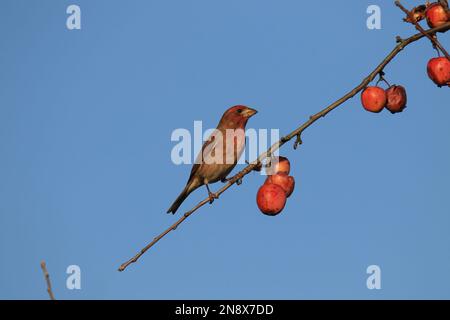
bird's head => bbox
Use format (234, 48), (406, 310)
(218, 105), (258, 129)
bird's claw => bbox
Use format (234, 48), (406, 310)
(208, 192), (219, 204)
(236, 178), (242, 185)
(245, 160), (262, 172)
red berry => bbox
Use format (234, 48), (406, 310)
(256, 183), (287, 216)
(385, 85), (407, 114)
(427, 57), (450, 87)
(361, 86), (387, 113)
(266, 156), (291, 175)
(426, 3), (449, 28)
(265, 173), (295, 198)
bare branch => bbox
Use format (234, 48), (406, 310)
(118, 21), (450, 272)
(40, 261), (56, 300)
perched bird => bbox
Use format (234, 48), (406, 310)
(167, 105), (258, 214)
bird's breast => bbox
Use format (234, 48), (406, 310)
(201, 128), (246, 165)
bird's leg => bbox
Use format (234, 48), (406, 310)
(205, 183), (219, 204)
(221, 177), (231, 183)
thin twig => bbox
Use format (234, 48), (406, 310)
(118, 21), (450, 272)
(395, 0), (450, 59)
(40, 261), (56, 300)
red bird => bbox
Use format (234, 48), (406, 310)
(167, 105), (258, 214)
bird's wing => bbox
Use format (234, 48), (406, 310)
(188, 133), (218, 182)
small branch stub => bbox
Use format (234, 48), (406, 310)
(293, 134), (302, 150)
(40, 261), (56, 300)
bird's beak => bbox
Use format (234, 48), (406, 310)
(242, 107), (258, 118)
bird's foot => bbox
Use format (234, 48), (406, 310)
(221, 177), (231, 183)
(208, 192), (219, 204)
(245, 160), (262, 172)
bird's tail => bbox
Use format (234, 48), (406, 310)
(167, 181), (198, 214)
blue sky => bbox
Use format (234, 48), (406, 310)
(0, 0), (449, 299)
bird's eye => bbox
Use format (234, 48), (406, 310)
(237, 109), (243, 114)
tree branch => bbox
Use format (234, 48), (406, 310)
(395, 0), (450, 59)
(40, 261), (56, 300)
(118, 21), (450, 272)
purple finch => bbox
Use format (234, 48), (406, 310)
(167, 105), (257, 214)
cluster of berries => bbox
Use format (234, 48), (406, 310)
(256, 157), (295, 216)
(361, 3), (449, 114)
